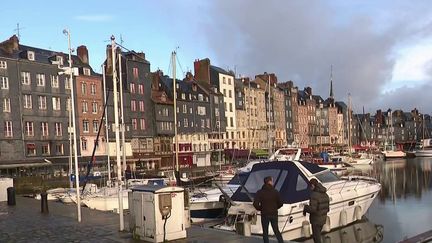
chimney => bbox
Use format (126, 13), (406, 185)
(77, 45), (89, 64)
(0, 35), (19, 54)
(305, 87), (312, 96)
(151, 72), (159, 91)
(194, 58), (211, 84)
(185, 71), (194, 82)
(105, 45), (113, 75)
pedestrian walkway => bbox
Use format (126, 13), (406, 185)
(0, 197), (281, 242)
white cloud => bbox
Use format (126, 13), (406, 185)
(74, 14), (113, 22)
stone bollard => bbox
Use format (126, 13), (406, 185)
(41, 192), (49, 213)
(7, 187), (16, 206)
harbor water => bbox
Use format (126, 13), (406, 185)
(296, 157), (432, 242)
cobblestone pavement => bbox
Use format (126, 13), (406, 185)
(0, 197), (277, 243)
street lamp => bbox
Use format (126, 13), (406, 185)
(62, 28), (81, 222)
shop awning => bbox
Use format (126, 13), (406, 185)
(0, 159), (52, 169)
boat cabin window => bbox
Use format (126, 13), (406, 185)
(242, 169), (281, 193)
(227, 173), (248, 185)
(296, 175), (308, 191)
(315, 171), (339, 183)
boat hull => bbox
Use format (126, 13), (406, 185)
(382, 151), (406, 160)
(414, 150), (432, 157)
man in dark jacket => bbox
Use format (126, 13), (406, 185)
(303, 178), (330, 243)
(253, 176), (284, 243)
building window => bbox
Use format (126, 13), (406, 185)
(82, 101), (88, 113)
(91, 83), (96, 95)
(27, 143), (36, 155)
(230, 117), (234, 127)
(92, 102), (98, 114)
(229, 103), (233, 112)
(36, 73), (45, 86)
(0, 60), (7, 69)
(228, 78), (232, 85)
(182, 104), (187, 113)
(223, 77), (226, 84)
(93, 120), (99, 133)
(3, 98), (10, 112)
(130, 83), (136, 93)
(56, 56), (64, 65)
(197, 106), (206, 115)
(198, 94), (203, 101)
(215, 108), (220, 117)
(83, 68), (91, 76)
(51, 75), (59, 88)
(138, 84), (144, 94)
(201, 119), (205, 128)
(181, 93), (185, 100)
(83, 120), (89, 133)
(39, 142), (48, 155)
(81, 83), (87, 95)
(38, 96), (47, 110)
(25, 121), (34, 136)
(55, 122), (62, 136)
(1, 76), (8, 89)
(27, 51), (35, 61)
(223, 89), (226, 96)
(131, 100), (136, 111)
(81, 138), (87, 151)
(65, 77), (71, 89)
(206, 119), (210, 128)
(140, 119), (146, 130)
(23, 94), (32, 109)
(139, 101), (144, 111)
(66, 98), (71, 111)
(41, 122), (49, 136)
(133, 68), (139, 79)
(184, 118), (189, 127)
(21, 72), (31, 85)
(52, 97), (61, 110)
(56, 144), (64, 155)
(4, 121), (12, 137)
(162, 108), (169, 116)
(228, 90), (232, 98)
(132, 118), (137, 130)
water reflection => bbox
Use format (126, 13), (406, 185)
(345, 158), (432, 202)
(295, 218), (383, 243)
(343, 158), (432, 242)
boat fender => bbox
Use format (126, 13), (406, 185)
(354, 206), (362, 221)
(301, 221), (311, 238)
(340, 210), (347, 226)
(322, 216), (331, 232)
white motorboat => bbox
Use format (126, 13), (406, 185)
(382, 150), (406, 160)
(414, 139), (432, 157)
(81, 189), (130, 212)
(215, 160), (381, 241)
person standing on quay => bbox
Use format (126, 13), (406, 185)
(303, 178), (330, 243)
(253, 176), (284, 243)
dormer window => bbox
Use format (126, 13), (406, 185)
(27, 51), (35, 61)
(83, 68), (91, 76)
(56, 56), (64, 66)
(161, 93), (167, 102)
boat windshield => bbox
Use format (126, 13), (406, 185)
(227, 173), (248, 185)
(231, 161), (311, 204)
(315, 171), (340, 183)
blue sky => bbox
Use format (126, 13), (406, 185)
(1, 0), (432, 112)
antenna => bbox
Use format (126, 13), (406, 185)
(120, 34), (124, 45)
(14, 23), (25, 40)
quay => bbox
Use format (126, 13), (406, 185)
(0, 196), (282, 243)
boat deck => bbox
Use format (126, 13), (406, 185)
(0, 196), (285, 242)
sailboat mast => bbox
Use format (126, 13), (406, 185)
(172, 51), (179, 173)
(348, 94), (351, 154)
(111, 36), (124, 231)
(267, 74), (271, 156)
(102, 64), (111, 182)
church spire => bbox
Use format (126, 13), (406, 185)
(329, 65), (334, 99)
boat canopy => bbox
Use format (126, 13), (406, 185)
(231, 161), (315, 204)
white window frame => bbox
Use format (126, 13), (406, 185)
(93, 120), (99, 133)
(27, 51), (35, 61)
(52, 97), (61, 110)
(83, 68), (91, 76)
(92, 102), (98, 114)
(91, 83), (96, 95)
(138, 84), (144, 94)
(55, 122), (62, 136)
(38, 95), (47, 110)
(51, 75), (59, 88)
(3, 98), (10, 112)
(83, 120), (90, 133)
(139, 101), (144, 112)
(65, 77), (71, 89)
(140, 119), (145, 130)
(130, 83), (136, 93)
(41, 143), (50, 155)
(56, 56), (64, 66)
(24, 94), (32, 109)
(4, 121), (13, 137)
(21, 71), (31, 85)
(81, 83), (86, 94)
(132, 118), (137, 130)
(56, 144), (64, 155)
(0, 60), (7, 69)
(82, 101), (88, 113)
(36, 73), (45, 87)
(81, 138), (88, 151)
(131, 100), (136, 111)
(1, 76), (8, 89)
(25, 121), (34, 136)
(41, 122), (49, 136)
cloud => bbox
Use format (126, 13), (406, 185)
(197, 0), (432, 113)
(74, 14), (113, 22)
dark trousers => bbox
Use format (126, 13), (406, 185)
(311, 224), (324, 243)
(261, 215), (284, 243)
